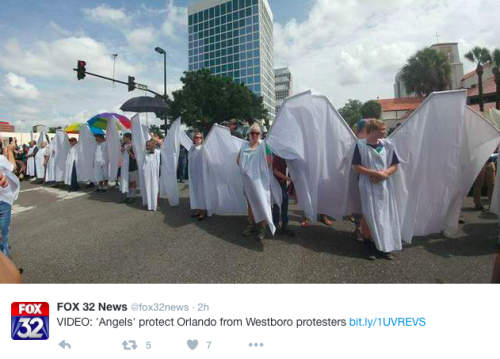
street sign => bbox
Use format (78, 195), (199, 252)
(136, 84), (148, 91)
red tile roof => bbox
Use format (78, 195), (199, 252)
(467, 77), (497, 97)
(469, 102), (498, 113)
(377, 97), (425, 112)
(462, 62), (492, 81)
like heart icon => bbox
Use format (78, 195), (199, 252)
(187, 339), (198, 350)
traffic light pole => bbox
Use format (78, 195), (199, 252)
(73, 68), (164, 98)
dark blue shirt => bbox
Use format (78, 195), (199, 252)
(352, 142), (399, 166)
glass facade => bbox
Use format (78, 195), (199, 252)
(188, 0), (275, 121)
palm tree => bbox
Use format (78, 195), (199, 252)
(492, 49), (500, 110)
(401, 48), (451, 97)
(464, 47), (492, 112)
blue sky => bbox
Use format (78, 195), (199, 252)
(0, 0), (498, 131)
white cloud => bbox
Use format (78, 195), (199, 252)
(161, 0), (187, 40)
(82, 4), (132, 25)
(4, 73), (40, 100)
(0, 36), (141, 80)
(274, 0), (500, 107)
(126, 27), (157, 49)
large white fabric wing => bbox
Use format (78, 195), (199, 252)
(106, 116), (121, 181)
(76, 124), (96, 182)
(389, 90), (500, 241)
(131, 114), (149, 206)
(160, 118), (182, 206)
(202, 124), (247, 216)
(55, 130), (71, 182)
(266, 91), (359, 222)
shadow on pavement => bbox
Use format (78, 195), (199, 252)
(408, 222), (498, 258)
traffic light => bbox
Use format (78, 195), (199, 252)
(77, 60), (86, 80)
(128, 76), (136, 92)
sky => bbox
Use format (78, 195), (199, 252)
(0, 0), (499, 131)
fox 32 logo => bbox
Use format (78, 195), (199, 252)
(11, 302), (49, 340)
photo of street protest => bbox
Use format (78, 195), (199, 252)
(1, 0), (499, 284)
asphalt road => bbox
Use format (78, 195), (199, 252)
(9, 180), (499, 283)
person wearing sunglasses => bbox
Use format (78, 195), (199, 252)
(189, 132), (207, 221)
(236, 123), (272, 241)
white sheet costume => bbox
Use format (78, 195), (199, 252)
(120, 143), (131, 194)
(93, 141), (109, 182)
(188, 144), (207, 211)
(238, 142), (279, 235)
(45, 141), (56, 182)
(356, 139), (401, 252)
(26, 146), (36, 176)
(143, 149), (161, 211)
(34, 145), (48, 180)
(64, 145), (78, 186)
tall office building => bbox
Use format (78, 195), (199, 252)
(275, 67), (293, 114)
(188, 0), (276, 121)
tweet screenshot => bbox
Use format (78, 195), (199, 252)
(1, 0), (500, 357)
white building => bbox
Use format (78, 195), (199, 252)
(274, 67), (293, 114)
(394, 43), (464, 98)
(188, 0), (276, 121)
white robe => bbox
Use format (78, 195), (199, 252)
(143, 150), (160, 211)
(188, 145), (206, 210)
(35, 146), (48, 180)
(357, 139), (402, 252)
(238, 142), (277, 235)
(45, 143), (56, 182)
(64, 146), (77, 185)
(93, 142), (109, 182)
(26, 147), (36, 176)
(120, 144), (131, 194)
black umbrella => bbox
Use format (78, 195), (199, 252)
(120, 96), (168, 113)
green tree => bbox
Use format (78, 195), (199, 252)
(338, 99), (363, 128)
(465, 46), (492, 112)
(361, 100), (382, 119)
(491, 48), (500, 110)
(169, 69), (267, 134)
(48, 127), (61, 133)
(401, 47), (451, 97)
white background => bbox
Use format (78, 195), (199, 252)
(2, 284), (499, 358)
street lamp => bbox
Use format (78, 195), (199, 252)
(155, 46), (167, 130)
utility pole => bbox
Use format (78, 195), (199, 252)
(112, 54), (118, 88)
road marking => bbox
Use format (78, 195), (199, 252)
(12, 205), (36, 214)
(14, 187), (88, 216)
(19, 186), (87, 200)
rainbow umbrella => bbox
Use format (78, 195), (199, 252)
(64, 123), (104, 135)
(87, 113), (131, 130)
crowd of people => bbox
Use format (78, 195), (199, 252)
(0, 107), (499, 283)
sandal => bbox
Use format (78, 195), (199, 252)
(322, 216), (334, 226)
(300, 220), (310, 228)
